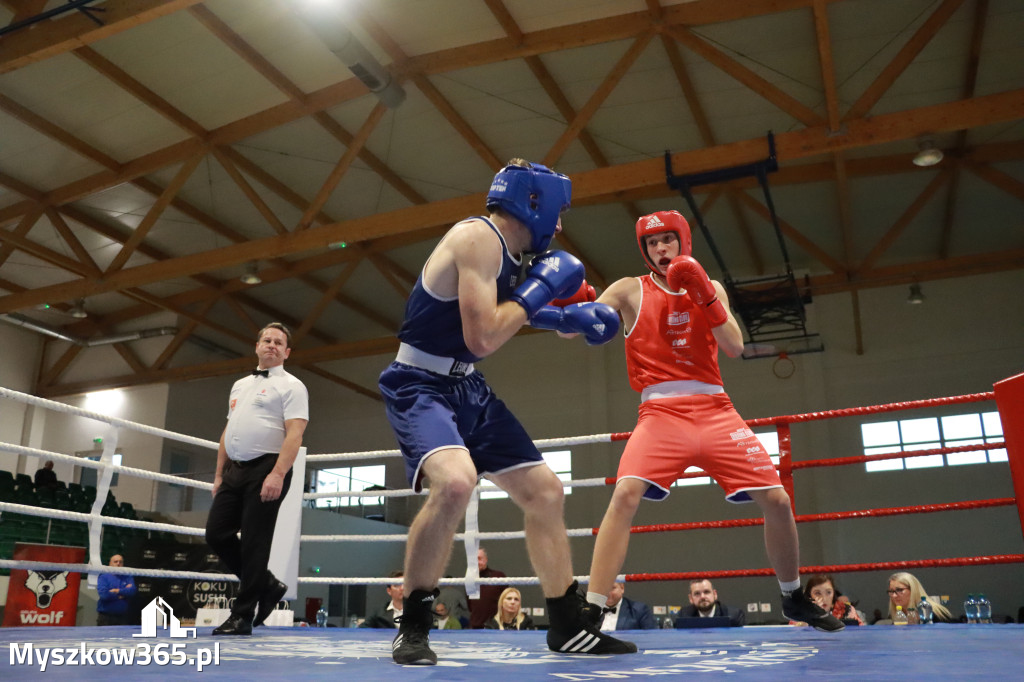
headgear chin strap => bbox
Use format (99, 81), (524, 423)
(635, 210), (692, 274)
(486, 163), (572, 252)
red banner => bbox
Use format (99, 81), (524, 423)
(2, 543), (86, 627)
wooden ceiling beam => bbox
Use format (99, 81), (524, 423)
(5, 89), (1022, 314)
(413, 74), (502, 170)
(299, 364), (382, 403)
(36, 247), (1022, 397)
(663, 24), (823, 128)
(858, 168), (952, 274)
(543, 32), (654, 167)
(406, 0), (840, 76)
(0, 0), (206, 75)
(843, 0), (965, 121)
(0, 93), (119, 170)
(812, 0), (841, 132)
(104, 154), (204, 274)
(44, 207), (99, 272)
(0, 204), (44, 268)
(291, 262), (360, 346)
(72, 45), (207, 137)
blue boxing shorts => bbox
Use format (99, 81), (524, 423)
(378, 362), (544, 493)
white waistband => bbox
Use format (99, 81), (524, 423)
(396, 343), (475, 377)
(641, 380), (724, 402)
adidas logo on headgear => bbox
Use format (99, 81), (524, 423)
(643, 214), (664, 230)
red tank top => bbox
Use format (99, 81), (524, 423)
(625, 275), (724, 392)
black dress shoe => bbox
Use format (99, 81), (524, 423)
(212, 614), (252, 636)
(253, 579), (288, 627)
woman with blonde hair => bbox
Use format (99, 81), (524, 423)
(484, 587), (536, 630)
(886, 572), (952, 623)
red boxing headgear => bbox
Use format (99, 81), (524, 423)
(635, 211), (692, 274)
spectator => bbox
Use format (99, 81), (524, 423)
(484, 587), (535, 630)
(362, 571), (405, 629)
(790, 575), (864, 626)
(34, 460), (58, 491)
(678, 579), (745, 626)
(884, 571), (952, 624)
(600, 581), (657, 631)
(437, 581), (470, 628)
(468, 547), (508, 629)
(96, 554), (136, 626)
(434, 600), (462, 630)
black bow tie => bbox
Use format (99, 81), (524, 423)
(252, 369), (269, 378)
(605, 606), (617, 614)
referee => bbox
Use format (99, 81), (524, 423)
(205, 322), (309, 635)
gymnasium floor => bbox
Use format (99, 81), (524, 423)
(3, 623), (1020, 680)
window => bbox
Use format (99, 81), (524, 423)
(480, 450), (573, 500)
(80, 453), (123, 488)
(672, 430), (781, 488)
(861, 411), (1005, 472)
(314, 465), (385, 508)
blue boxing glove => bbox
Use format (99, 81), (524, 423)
(531, 302), (620, 345)
(510, 250), (585, 318)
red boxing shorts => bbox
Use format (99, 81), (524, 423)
(617, 392), (782, 502)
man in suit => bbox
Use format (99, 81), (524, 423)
(599, 581), (657, 630)
(361, 571), (405, 629)
(678, 578), (746, 626)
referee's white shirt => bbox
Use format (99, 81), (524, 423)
(224, 365), (309, 462)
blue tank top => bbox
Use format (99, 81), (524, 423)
(398, 217), (522, 363)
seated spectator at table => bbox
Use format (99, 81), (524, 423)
(790, 575), (864, 626)
(678, 579), (745, 626)
(434, 599), (462, 630)
(883, 571), (952, 624)
(600, 581), (657, 631)
(34, 461), (59, 491)
(361, 570), (405, 629)
(484, 587), (535, 630)
(438, 581), (470, 628)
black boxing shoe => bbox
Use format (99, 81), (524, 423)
(392, 589), (438, 665)
(253, 576), (288, 628)
(782, 587), (845, 632)
(546, 581), (637, 655)
(212, 614), (252, 636)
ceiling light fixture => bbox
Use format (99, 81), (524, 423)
(240, 262), (262, 285)
(70, 299), (88, 319)
(907, 283), (925, 304)
(912, 138), (943, 167)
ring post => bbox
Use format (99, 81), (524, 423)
(993, 372), (1024, 542)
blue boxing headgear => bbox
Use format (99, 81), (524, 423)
(486, 162), (572, 252)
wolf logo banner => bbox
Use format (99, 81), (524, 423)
(2, 543), (86, 627)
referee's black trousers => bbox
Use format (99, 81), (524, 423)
(205, 454), (292, 621)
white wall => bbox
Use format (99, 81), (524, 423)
(0, 323), (43, 473)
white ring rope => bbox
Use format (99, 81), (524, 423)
(0, 559), (235, 582)
(0, 441), (213, 491)
(300, 528), (596, 543)
(0, 387), (218, 450)
(0, 501), (205, 536)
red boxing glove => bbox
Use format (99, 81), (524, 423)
(666, 256), (729, 327)
(551, 279), (596, 307)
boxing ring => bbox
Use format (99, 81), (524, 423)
(1, 374), (1023, 680)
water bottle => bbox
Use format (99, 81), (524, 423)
(917, 597), (933, 625)
(662, 615), (674, 629)
(893, 605), (908, 625)
(963, 594), (978, 624)
(316, 606), (328, 627)
(976, 594), (992, 624)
